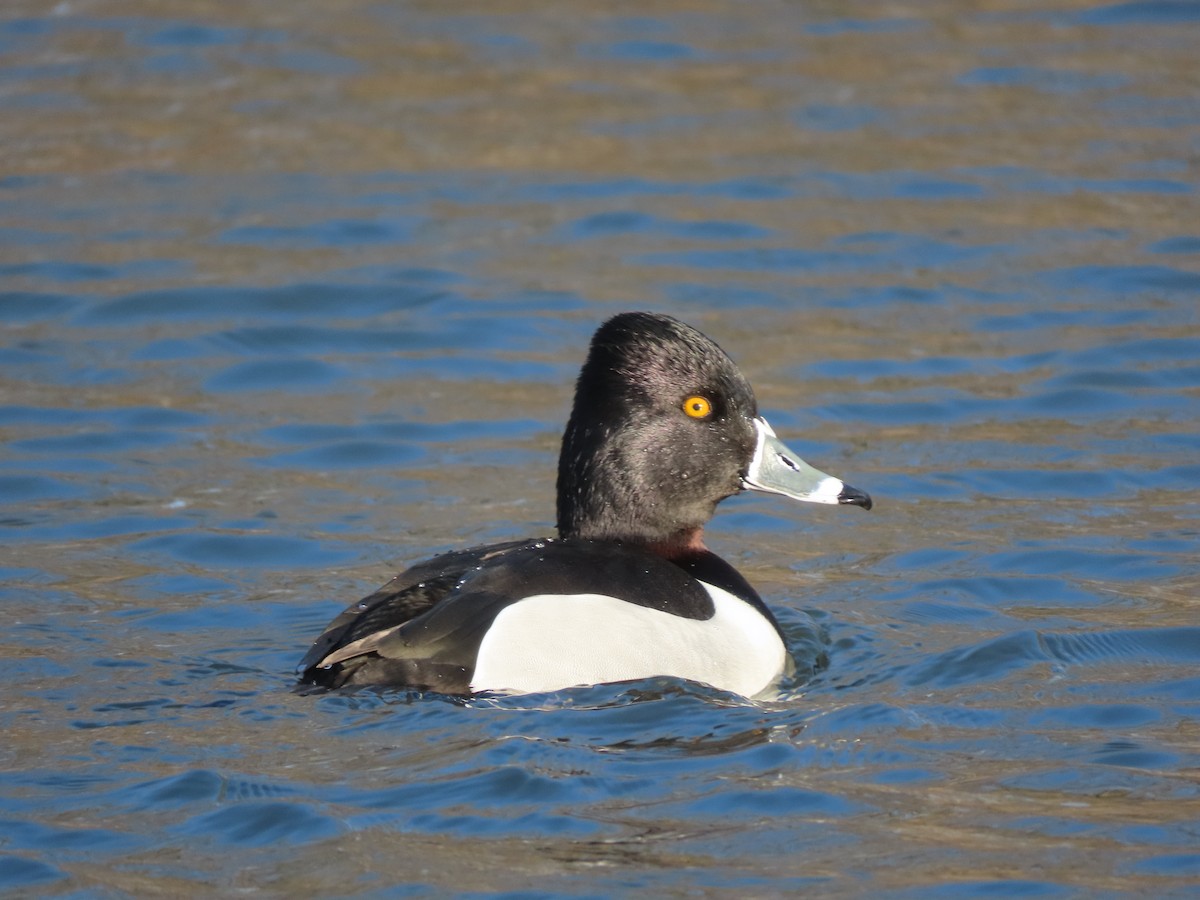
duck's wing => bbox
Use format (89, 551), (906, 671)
(296, 539), (535, 690)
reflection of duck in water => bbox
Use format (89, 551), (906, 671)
(298, 312), (871, 698)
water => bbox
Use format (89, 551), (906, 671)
(2, 1), (1199, 895)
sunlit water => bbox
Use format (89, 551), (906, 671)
(2, 1), (1199, 896)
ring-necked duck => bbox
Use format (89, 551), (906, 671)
(298, 312), (871, 698)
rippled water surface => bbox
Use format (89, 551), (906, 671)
(3, 1), (1199, 896)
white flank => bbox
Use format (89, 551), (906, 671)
(470, 582), (786, 698)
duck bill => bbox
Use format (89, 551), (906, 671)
(742, 417), (872, 510)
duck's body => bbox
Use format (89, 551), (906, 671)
(299, 537), (787, 697)
(299, 312), (870, 698)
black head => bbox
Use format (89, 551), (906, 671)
(556, 313), (760, 544)
(555, 312), (872, 548)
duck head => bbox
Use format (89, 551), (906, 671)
(556, 312), (871, 552)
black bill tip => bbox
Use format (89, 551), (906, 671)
(837, 485), (873, 511)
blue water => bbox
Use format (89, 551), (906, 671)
(3, 2), (1200, 896)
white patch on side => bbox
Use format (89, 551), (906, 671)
(470, 583), (787, 698)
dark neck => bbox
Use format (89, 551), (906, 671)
(555, 466), (704, 549)
(555, 418), (694, 546)
(642, 527), (709, 560)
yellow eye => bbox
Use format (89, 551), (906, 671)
(683, 395), (713, 419)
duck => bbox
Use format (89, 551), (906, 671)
(297, 311), (871, 698)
